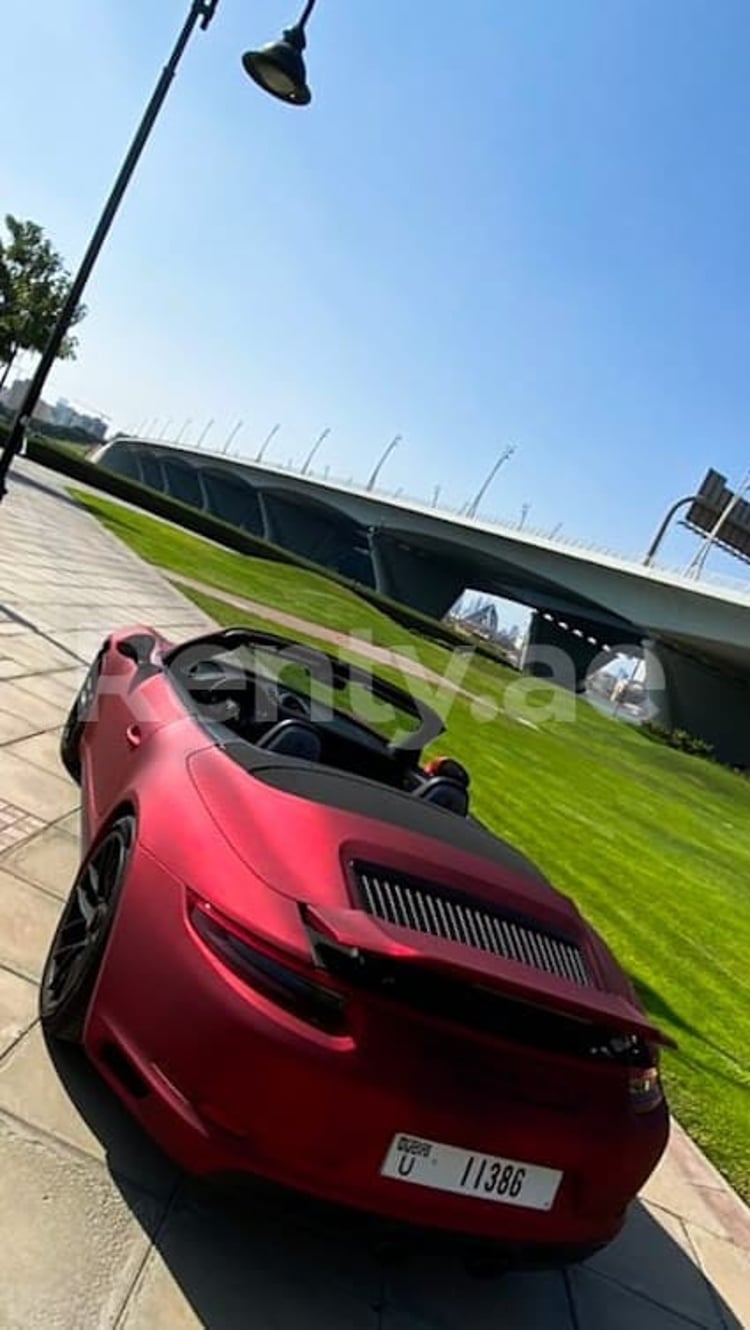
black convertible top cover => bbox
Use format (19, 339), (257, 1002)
(222, 739), (549, 885)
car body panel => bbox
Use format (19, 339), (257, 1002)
(63, 623), (670, 1257)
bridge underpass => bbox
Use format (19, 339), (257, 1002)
(92, 438), (750, 766)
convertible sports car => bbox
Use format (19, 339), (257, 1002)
(42, 624), (671, 1264)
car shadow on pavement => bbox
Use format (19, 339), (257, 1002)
(47, 1036), (743, 1330)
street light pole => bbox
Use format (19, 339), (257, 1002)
(642, 494), (701, 567)
(366, 435), (401, 492)
(255, 423), (281, 462)
(196, 418), (214, 449)
(0, 0), (321, 501)
(301, 426), (330, 475)
(465, 444), (516, 520)
(222, 419), (244, 454)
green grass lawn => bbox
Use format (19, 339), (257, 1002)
(74, 488), (750, 1201)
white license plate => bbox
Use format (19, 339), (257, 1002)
(381, 1134), (562, 1211)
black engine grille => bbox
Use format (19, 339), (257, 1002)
(354, 864), (593, 988)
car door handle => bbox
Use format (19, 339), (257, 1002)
(125, 724), (142, 749)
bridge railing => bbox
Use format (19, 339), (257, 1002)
(111, 435), (750, 603)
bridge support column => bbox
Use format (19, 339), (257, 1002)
(522, 612), (614, 692)
(369, 532), (465, 619)
(644, 641), (750, 767)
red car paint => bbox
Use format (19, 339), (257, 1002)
(71, 624), (670, 1259)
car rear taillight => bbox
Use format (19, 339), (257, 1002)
(628, 1064), (664, 1114)
(188, 896), (348, 1036)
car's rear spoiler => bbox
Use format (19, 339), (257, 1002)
(304, 904), (675, 1049)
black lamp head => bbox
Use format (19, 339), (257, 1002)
(242, 24), (312, 106)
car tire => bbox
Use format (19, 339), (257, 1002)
(60, 650), (103, 784)
(39, 814), (135, 1044)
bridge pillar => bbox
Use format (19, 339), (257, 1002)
(522, 612), (619, 692)
(369, 531), (465, 619)
(645, 641), (750, 767)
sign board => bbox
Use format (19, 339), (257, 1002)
(684, 469), (750, 562)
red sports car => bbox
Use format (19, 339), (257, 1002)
(42, 624), (671, 1265)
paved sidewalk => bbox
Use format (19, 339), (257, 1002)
(0, 461), (748, 1329)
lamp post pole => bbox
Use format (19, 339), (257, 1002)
(366, 435), (401, 492)
(0, 0), (320, 501)
(195, 418), (214, 449)
(465, 444), (516, 520)
(221, 419), (244, 455)
(642, 495), (700, 567)
(255, 423), (281, 462)
(301, 426), (330, 475)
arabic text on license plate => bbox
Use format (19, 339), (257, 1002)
(381, 1134), (562, 1211)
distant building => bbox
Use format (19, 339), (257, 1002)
(51, 398), (108, 440)
(0, 378), (31, 413)
(0, 382), (108, 441)
(51, 399), (77, 429)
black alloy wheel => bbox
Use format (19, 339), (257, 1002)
(40, 815), (135, 1043)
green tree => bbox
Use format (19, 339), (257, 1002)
(0, 215), (87, 391)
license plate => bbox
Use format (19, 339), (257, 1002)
(381, 1134), (562, 1211)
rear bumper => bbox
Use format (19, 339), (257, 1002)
(86, 847), (670, 1253)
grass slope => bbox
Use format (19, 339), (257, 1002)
(75, 489), (750, 1200)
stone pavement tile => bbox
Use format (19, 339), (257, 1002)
(0, 658), (24, 679)
(31, 605), (132, 632)
(0, 1113), (162, 1330)
(53, 629), (117, 661)
(0, 632), (81, 672)
(119, 1185), (379, 1330)
(383, 1249), (572, 1330)
(570, 1267), (724, 1329)
(0, 748), (78, 820)
(1, 819), (79, 904)
(585, 1201), (724, 1329)
(0, 678), (68, 729)
(0, 800), (46, 852)
(1, 822), (80, 899)
(160, 620), (216, 640)
(0, 707), (41, 744)
(12, 667), (83, 710)
(0, 966), (37, 1057)
(687, 1226), (750, 1328)
(6, 726), (65, 775)
(643, 1130), (750, 1247)
(0, 868), (62, 981)
(55, 808), (81, 839)
(0, 1025), (177, 1201)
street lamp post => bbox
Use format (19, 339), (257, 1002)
(255, 423), (281, 462)
(195, 418), (214, 449)
(221, 419), (244, 454)
(464, 444), (516, 520)
(366, 435), (401, 492)
(301, 426), (330, 475)
(0, 0), (320, 501)
(642, 494), (701, 567)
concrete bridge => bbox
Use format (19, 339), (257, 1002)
(92, 437), (750, 765)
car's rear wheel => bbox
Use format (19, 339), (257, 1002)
(60, 650), (103, 784)
(40, 814), (135, 1044)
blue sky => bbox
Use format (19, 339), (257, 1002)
(3, 0), (750, 574)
